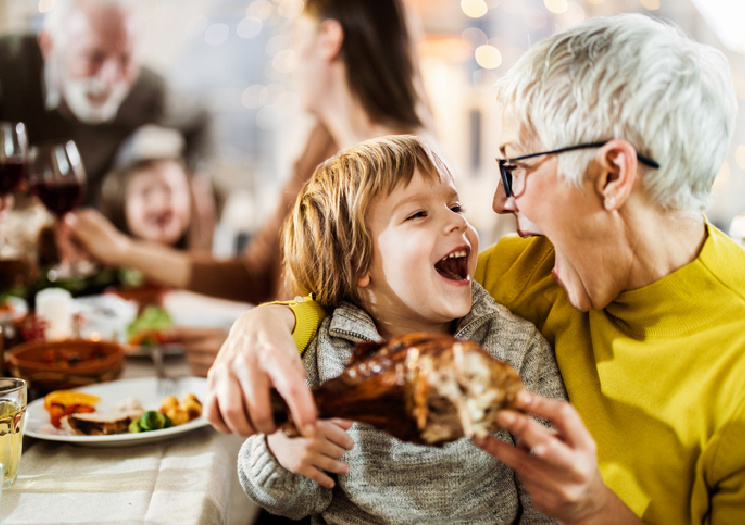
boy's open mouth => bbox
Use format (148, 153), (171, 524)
(435, 249), (469, 280)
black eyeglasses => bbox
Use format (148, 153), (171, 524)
(497, 141), (660, 198)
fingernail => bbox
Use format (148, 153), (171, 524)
(530, 444), (545, 457)
(498, 411), (516, 426)
(301, 424), (316, 437)
(517, 391), (532, 405)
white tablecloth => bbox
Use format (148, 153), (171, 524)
(1, 428), (257, 525)
(0, 289), (259, 524)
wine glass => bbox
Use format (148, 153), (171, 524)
(0, 122), (30, 289)
(0, 122), (28, 198)
(28, 140), (94, 280)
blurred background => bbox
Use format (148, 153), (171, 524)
(1, 0), (744, 250)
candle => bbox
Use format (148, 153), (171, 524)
(36, 288), (72, 341)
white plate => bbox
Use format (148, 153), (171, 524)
(25, 377), (210, 447)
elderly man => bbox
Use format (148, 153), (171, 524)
(0, 0), (207, 206)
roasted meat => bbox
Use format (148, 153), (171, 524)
(273, 332), (525, 445)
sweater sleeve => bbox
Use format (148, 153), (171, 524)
(188, 121), (338, 303)
(704, 397), (745, 523)
(237, 434), (333, 519)
(514, 325), (567, 403)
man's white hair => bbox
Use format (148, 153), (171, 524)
(496, 13), (738, 212)
(42, 0), (141, 49)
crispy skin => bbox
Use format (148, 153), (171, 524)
(274, 333), (525, 445)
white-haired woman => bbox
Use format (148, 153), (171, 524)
(205, 14), (745, 524)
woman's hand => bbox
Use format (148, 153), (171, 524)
(205, 304), (318, 438)
(474, 392), (642, 524)
(66, 209), (130, 266)
(267, 419), (354, 488)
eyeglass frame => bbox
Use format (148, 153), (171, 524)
(497, 141), (660, 199)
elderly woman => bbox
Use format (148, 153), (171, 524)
(205, 14), (745, 524)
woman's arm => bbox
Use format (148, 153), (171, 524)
(204, 304), (318, 437)
(67, 209), (192, 287)
(475, 392), (642, 524)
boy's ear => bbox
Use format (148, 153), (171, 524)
(596, 139), (638, 211)
(356, 273), (370, 288)
(318, 19), (343, 61)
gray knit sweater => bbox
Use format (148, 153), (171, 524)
(238, 283), (566, 524)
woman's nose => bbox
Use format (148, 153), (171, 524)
(492, 183), (517, 214)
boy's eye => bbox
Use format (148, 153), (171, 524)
(450, 203), (465, 214)
(405, 210), (428, 221)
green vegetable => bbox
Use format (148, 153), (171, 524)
(129, 418), (143, 433)
(137, 410), (173, 432)
(127, 305), (173, 345)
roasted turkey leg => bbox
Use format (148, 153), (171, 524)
(271, 332), (525, 446)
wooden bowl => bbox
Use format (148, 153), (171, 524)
(7, 339), (125, 394)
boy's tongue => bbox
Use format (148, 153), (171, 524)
(435, 256), (467, 280)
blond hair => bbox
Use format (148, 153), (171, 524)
(283, 135), (450, 309)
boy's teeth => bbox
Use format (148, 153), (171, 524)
(441, 250), (467, 261)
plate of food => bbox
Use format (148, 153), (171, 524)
(25, 376), (210, 447)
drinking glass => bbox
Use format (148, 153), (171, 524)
(0, 122), (28, 261)
(0, 122), (28, 197)
(0, 377), (27, 489)
(28, 140), (94, 280)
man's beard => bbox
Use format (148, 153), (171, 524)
(62, 74), (131, 124)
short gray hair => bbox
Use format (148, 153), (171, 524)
(496, 13), (738, 212)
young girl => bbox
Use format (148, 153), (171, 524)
(238, 135), (565, 524)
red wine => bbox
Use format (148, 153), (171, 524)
(34, 182), (82, 218)
(0, 161), (25, 195)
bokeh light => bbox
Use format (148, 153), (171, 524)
(38, 0), (55, 14)
(475, 45), (502, 69)
(247, 0), (274, 21)
(712, 161), (731, 193)
(736, 146), (745, 169)
(277, 0), (304, 18)
(204, 23), (230, 46)
(237, 16), (263, 39)
(241, 85), (269, 110)
(462, 0), (489, 18)
(544, 0), (568, 14)
(640, 0), (661, 10)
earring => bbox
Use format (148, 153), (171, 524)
(605, 196), (617, 210)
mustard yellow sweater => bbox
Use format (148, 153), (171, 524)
(475, 223), (745, 524)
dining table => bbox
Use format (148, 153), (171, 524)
(0, 290), (260, 525)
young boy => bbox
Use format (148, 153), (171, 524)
(238, 135), (565, 524)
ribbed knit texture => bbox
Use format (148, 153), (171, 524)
(475, 222), (745, 523)
(239, 284), (565, 524)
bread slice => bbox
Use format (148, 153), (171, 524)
(62, 409), (144, 436)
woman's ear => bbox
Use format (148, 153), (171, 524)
(356, 272), (370, 288)
(596, 139), (638, 211)
(317, 19), (343, 61)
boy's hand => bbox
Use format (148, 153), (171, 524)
(267, 419), (355, 488)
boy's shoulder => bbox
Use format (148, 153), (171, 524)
(459, 283), (549, 358)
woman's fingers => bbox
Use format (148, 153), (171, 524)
(206, 360), (257, 435)
(512, 391), (592, 451)
(204, 305), (318, 438)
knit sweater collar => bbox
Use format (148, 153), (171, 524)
(327, 283), (497, 343)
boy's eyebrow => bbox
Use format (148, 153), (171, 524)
(390, 187), (461, 210)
